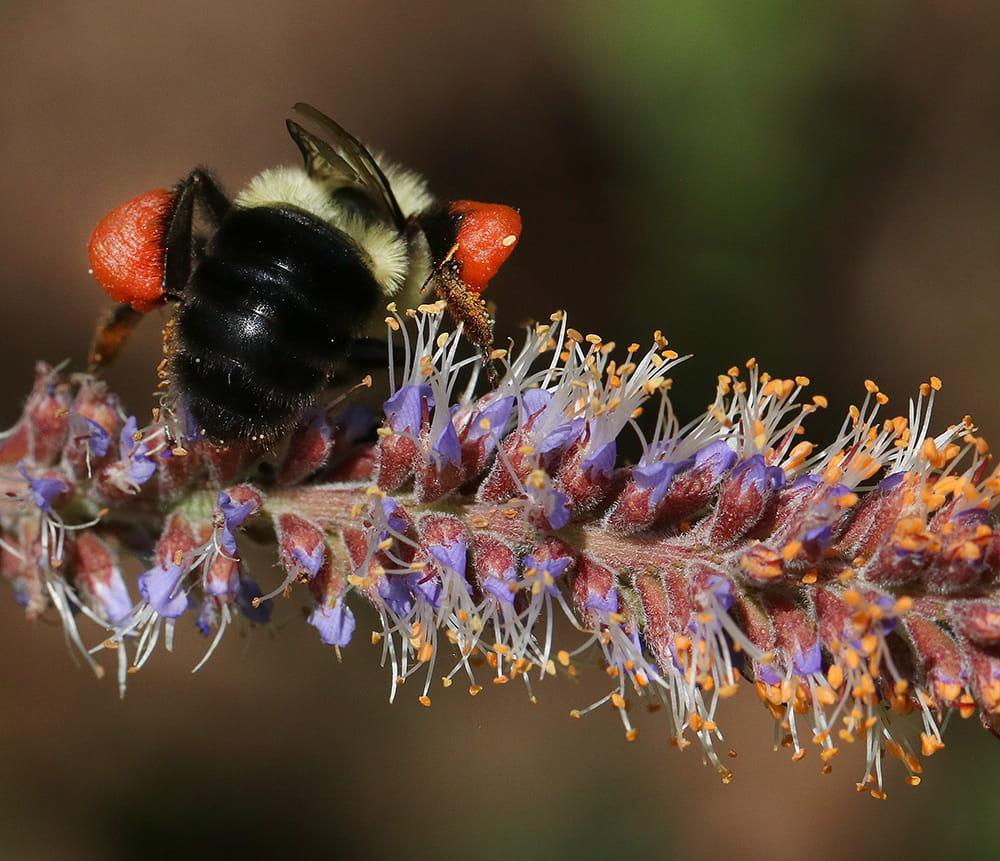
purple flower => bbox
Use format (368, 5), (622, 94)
(119, 416), (156, 485)
(430, 419), (461, 468)
(291, 544), (324, 579)
(308, 598), (356, 646)
(89, 570), (133, 625)
(731, 454), (786, 496)
(801, 524), (832, 547)
(790, 473), (852, 503)
(11, 581), (31, 608)
(879, 472), (906, 492)
(524, 554), (571, 595)
(633, 459), (685, 508)
(137, 563), (189, 618)
(420, 535), (472, 604)
(407, 571), (443, 607)
(525, 472), (571, 529)
(86, 419), (110, 457)
(376, 497), (410, 548)
(195, 602), (216, 635)
(67, 413), (111, 458)
(703, 574), (734, 612)
(237, 573), (271, 623)
(17, 462), (66, 513)
(757, 663), (784, 685)
(465, 395), (515, 444)
(218, 492), (255, 556)
(584, 586), (618, 615)
(482, 562), (519, 605)
(384, 385), (433, 434)
(379, 574), (413, 617)
(694, 440), (737, 482)
(582, 438), (617, 481)
(519, 388), (551, 423)
(545, 490), (571, 529)
(792, 642), (822, 676)
(950, 507), (989, 527)
(535, 485), (571, 529)
(634, 440), (735, 513)
(871, 592), (900, 636)
(516, 388), (585, 458)
(539, 419), (585, 456)
(427, 536), (468, 580)
(382, 497), (407, 533)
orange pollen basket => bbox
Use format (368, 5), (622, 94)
(88, 189), (173, 312)
(448, 200), (521, 294)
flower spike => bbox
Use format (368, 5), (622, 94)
(4, 305), (1000, 798)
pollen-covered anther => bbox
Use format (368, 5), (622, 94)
(782, 541), (802, 561)
(740, 546), (785, 581)
(921, 733), (946, 756)
(958, 694), (977, 718)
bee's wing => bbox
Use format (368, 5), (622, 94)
(287, 103), (405, 228)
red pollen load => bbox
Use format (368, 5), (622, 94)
(448, 200), (521, 294)
(88, 189), (174, 312)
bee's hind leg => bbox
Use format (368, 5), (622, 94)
(88, 302), (145, 372)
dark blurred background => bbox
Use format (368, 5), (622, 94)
(1, 2), (999, 858)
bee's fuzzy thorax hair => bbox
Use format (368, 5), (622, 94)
(234, 165), (340, 223)
(344, 217), (410, 296)
(374, 154), (436, 218)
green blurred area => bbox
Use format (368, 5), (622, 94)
(546, 1), (998, 449)
(552, 3), (893, 422)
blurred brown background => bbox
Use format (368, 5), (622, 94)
(1, 1), (999, 858)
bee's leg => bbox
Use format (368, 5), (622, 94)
(88, 303), (145, 371)
(161, 169), (232, 299)
(484, 351), (500, 387)
(434, 262), (498, 385)
(89, 170), (233, 373)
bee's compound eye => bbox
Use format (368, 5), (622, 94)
(88, 189), (174, 312)
(448, 201), (521, 294)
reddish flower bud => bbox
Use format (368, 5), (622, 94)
(710, 455), (786, 546)
(25, 365), (71, 467)
(951, 597), (1000, 647)
(278, 410), (334, 485)
(276, 513), (327, 583)
(904, 613), (966, 710)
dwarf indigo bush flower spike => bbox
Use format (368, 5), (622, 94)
(6, 305), (1000, 798)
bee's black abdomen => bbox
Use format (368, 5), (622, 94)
(171, 206), (381, 441)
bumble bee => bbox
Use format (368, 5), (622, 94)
(87, 103), (521, 444)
